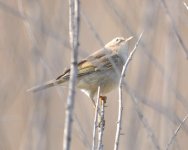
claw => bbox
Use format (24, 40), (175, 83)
(91, 96), (107, 110)
(99, 96), (107, 104)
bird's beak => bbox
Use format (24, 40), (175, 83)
(125, 36), (133, 42)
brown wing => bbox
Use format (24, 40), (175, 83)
(56, 60), (87, 80)
(86, 48), (123, 71)
(55, 48), (121, 81)
(56, 59), (87, 80)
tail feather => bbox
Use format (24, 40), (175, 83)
(27, 80), (57, 92)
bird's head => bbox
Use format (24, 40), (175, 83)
(105, 36), (133, 61)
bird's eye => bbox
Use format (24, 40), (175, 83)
(116, 38), (119, 42)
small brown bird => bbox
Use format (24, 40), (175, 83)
(27, 37), (133, 105)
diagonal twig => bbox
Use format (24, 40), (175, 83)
(159, 0), (188, 58)
(166, 114), (188, 150)
(114, 32), (143, 150)
(124, 83), (161, 150)
(81, 10), (104, 46)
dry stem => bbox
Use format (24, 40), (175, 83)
(92, 87), (101, 150)
(166, 114), (188, 150)
(114, 32), (143, 150)
(63, 0), (80, 150)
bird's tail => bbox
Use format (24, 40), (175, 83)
(27, 79), (60, 92)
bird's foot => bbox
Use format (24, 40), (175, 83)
(99, 96), (107, 104)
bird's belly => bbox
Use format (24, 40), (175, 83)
(77, 70), (120, 97)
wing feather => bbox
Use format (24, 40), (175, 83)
(55, 48), (122, 81)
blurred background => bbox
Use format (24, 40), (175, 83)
(0, 0), (188, 149)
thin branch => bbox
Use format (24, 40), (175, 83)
(183, 2), (188, 10)
(124, 82), (161, 150)
(0, 1), (25, 19)
(81, 10), (104, 46)
(135, 106), (160, 150)
(92, 86), (101, 150)
(63, 0), (80, 150)
(125, 84), (187, 131)
(159, 0), (188, 58)
(105, 0), (133, 35)
(114, 32), (143, 150)
(166, 114), (188, 150)
(74, 114), (91, 149)
(97, 98), (105, 150)
(16, 0), (70, 48)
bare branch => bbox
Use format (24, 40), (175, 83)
(92, 86), (101, 150)
(114, 32), (143, 150)
(63, 0), (80, 150)
(97, 98), (105, 150)
(166, 114), (188, 150)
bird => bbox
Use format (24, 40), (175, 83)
(27, 36), (133, 106)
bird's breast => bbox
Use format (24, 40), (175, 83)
(77, 69), (121, 98)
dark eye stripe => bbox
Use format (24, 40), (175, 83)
(115, 38), (124, 43)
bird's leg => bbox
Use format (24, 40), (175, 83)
(99, 96), (107, 104)
(90, 96), (107, 109)
(91, 96), (107, 127)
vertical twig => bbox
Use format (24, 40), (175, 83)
(63, 0), (80, 150)
(92, 86), (101, 150)
(114, 32), (143, 150)
(97, 99), (105, 150)
(166, 114), (188, 150)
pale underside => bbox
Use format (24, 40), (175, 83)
(56, 48), (125, 100)
(77, 68), (121, 100)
